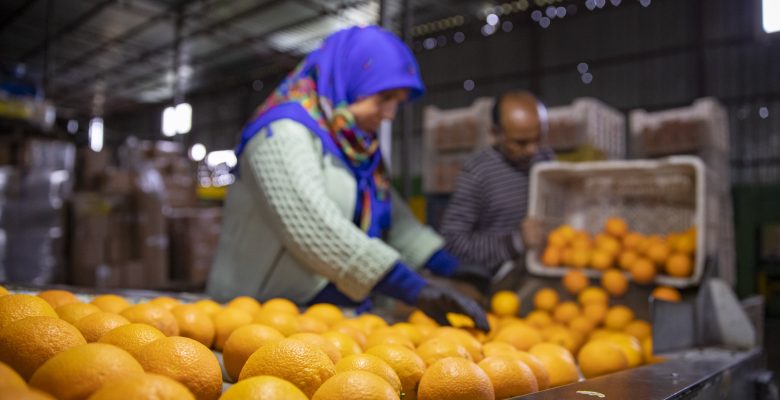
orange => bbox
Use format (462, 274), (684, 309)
(365, 344), (425, 397)
(148, 296), (180, 311)
(526, 310), (554, 329)
(622, 232), (644, 250)
(262, 298), (300, 315)
(331, 320), (369, 348)
(646, 242), (671, 265)
(221, 375), (307, 400)
(562, 270), (589, 294)
(0, 388), (55, 400)
(606, 333), (643, 367)
(226, 296), (263, 319)
(0, 286), (9, 297)
(90, 294), (130, 314)
(493, 324), (542, 351)
(135, 336), (222, 400)
(577, 340), (628, 378)
(641, 337), (664, 364)
(604, 306), (634, 330)
(408, 309), (438, 327)
(546, 328), (583, 355)
(193, 299), (222, 317)
(366, 330), (415, 350)
(0, 316), (86, 380)
(547, 230), (568, 248)
(0, 294), (58, 328)
(571, 231), (592, 249)
(560, 247), (574, 266)
(619, 250), (639, 270)
(479, 355), (538, 398)
(312, 370), (399, 400)
(29, 343), (144, 400)
(596, 234), (622, 257)
(666, 253), (694, 277)
(120, 303), (179, 337)
(222, 324), (285, 381)
(541, 246), (562, 267)
(0, 360), (26, 391)
(418, 357), (494, 400)
(356, 314), (390, 333)
(427, 327), (483, 361)
(73, 312), (130, 342)
(482, 341), (519, 357)
(171, 305), (215, 348)
(601, 269), (628, 297)
(304, 303), (345, 327)
(674, 233), (696, 255)
(528, 343), (578, 387)
(533, 288), (559, 311)
(88, 373), (195, 400)
(582, 302), (608, 324)
(335, 354), (402, 393)
(553, 301), (579, 324)
(322, 331), (363, 358)
(289, 333), (342, 364)
(515, 351), (550, 390)
(605, 217), (628, 238)
(37, 290), (79, 309)
(570, 248), (591, 269)
(239, 338), (336, 398)
(298, 315), (329, 334)
(255, 310), (302, 336)
(56, 302), (101, 325)
(491, 290), (520, 317)
(578, 286), (609, 306)
(651, 286), (682, 302)
(589, 329), (614, 341)
(589, 249), (613, 270)
(568, 315), (596, 336)
(630, 257), (657, 285)
(211, 307), (253, 350)
(624, 320), (652, 341)
(390, 322), (424, 346)
(416, 337), (472, 366)
(98, 323), (166, 358)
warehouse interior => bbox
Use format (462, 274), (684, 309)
(0, 0), (779, 398)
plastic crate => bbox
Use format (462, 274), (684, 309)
(526, 156), (710, 288)
(547, 97), (626, 160)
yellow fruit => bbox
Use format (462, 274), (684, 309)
(483, 341), (519, 357)
(56, 303), (101, 325)
(606, 333), (643, 367)
(135, 336), (222, 400)
(298, 315), (329, 334)
(0, 294), (58, 328)
(304, 303), (345, 327)
(366, 330), (415, 350)
(491, 290), (520, 317)
(148, 297), (180, 311)
(547, 230), (568, 248)
(582, 302), (608, 324)
(568, 315), (596, 336)
(37, 290), (80, 309)
(90, 294), (131, 314)
(562, 270), (589, 294)
(408, 309), (438, 327)
(578, 286), (609, 306)
(322, 331), (363, 358)
(646, 242), (671, 265)
(88, 373), (195, 400)
(357, 314), (390, 333)
(366, 344), (425, 398)
(335, 354), (402, 393)
(630, 257), (657, 285)
(666, 253), (694, 277)
(98, 323), (166, 358)
(0, 387), (56, 400)
(120, 303), (180, 337)
(73, 312), (130, 342)
(171, 305), (216, 348)
(390, 323), (424, 346)
(526, 310), (554, 329)
(674, 233), (696, 255)
(239, 338), (336, 398)
(605, 217), (628, 238)
(428, 327), (483, 361)
(541, 246), (562, 266)
(222, 324), (285, 381)
(651, 286), (682, 302)
(416, 337), (472, 366)
(0, 316), (87, 379)
(604, 306), (635, 331)
(479, 355), (538, 398)
(255, 310), (302, 336)
(589, 329), (614, 341)
(590, 249), (613, 270)
(622, 232), (643, 250)
(618, 250), (639, 270)
(331, 321), (369, 349)
(418, 357), (494, 400)
(546, 328), (583, 355)
(493, 324), (542, 351)
(641, 337), (664, 364)
(624, 320), (652, 341)
(570, 248), (592, 269)
(560, 247), (574, 266)
(0, 286), (9, 297)
(289, 333), (342, 365)
(0, 360), (26, 391)
(601, 269), (629, 297)
(29, 343), (144, 400)
(533, 288), (559, 311)
(262, 298), (300, 315)
(571, 232), (592, 249)
(211, 307), (253, 350)
(193, 299), (222, 317)
(577, 340), (628, 378)
(553, 301), (580, 324)
(528, 343), (578, 387)
(312, 370), (399, 400)
(596, 235), (622, 257)
(226, 296), (263, 319)
(515, 351), (551, 390)
(220, 375), (307, 400)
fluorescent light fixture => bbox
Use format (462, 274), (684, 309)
(206, 150), (237, 168)
(190, 143), (207, 162)
(764, 0), (780, 33)
(175, 102), (192, 134)
(88, 117), (104, 152)
(162, 106), (176, 137)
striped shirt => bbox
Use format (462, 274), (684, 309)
(440, 146), (554, 268)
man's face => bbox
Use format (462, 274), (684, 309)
(495, 98), (542, 168)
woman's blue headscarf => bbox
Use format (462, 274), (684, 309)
(235, 26), (424, 238)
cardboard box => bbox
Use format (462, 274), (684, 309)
(168, 207), (222, 285)
(136, 191), (170, 288)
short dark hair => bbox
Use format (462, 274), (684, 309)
(491, 90), (549, 136)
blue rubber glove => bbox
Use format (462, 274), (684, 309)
(374, 262), (428, 304)
(424, 250), (459, 277)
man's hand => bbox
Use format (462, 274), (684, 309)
(521, 217), (544, 250)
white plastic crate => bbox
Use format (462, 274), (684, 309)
(526, 156), (710, 288)
(547, 97), (626, 160)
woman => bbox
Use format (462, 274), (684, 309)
(206, 26), (488, 329)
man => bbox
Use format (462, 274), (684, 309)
(440, 90), (553, 277)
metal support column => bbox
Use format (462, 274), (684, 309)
(400, 0), (414, 198)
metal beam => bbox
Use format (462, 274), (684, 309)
(0, 0), (39, 34)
